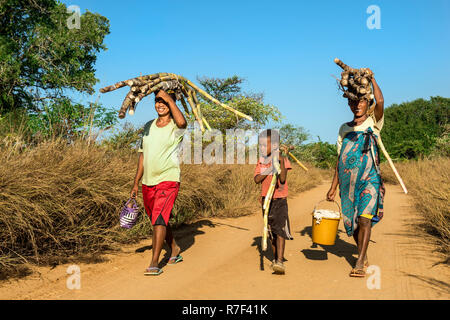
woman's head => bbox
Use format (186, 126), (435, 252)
(348, 97), (369, 117)
(154, 90), (176, 117)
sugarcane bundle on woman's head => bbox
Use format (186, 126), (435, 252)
(99, 73), (253, 132)
(335, 58), (376, 115)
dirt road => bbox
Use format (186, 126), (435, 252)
(1, 182), (449, 299)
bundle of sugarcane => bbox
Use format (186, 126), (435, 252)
(334, 58), (376, 114)
(334, 59), (408, 194)
(99, 73), (253, 132)
(262, 153), (281, 251)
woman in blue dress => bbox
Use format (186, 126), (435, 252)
(327, 69), (385, 277)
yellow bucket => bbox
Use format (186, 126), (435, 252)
(311, 200), (341, 245)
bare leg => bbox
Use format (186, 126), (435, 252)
(355, 217), (371, 269)
(353, 227), (368, 267)
(165, 224), (180, 258)
(276, 236), (285, 263)
(271, 236), (277, 262)
(150, 225), (166, 268)
(353, 228), (360, 254)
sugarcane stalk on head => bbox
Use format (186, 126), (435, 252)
(334, 58), (374, 103)
(99, 73), (254, 125)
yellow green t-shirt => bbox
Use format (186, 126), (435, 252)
(138, 119), (184, 186)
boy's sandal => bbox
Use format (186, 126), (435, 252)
(168, 255), (183, 265)
(144, 267), (163, 276)
(272, 261), (286, 275)
(349, 268), (366, 277)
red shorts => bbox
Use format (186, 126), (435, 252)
(142, 181), (180, 226)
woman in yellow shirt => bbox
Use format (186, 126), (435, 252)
(131, 89), (187, 276)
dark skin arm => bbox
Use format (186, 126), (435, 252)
(368, 69), (384, 121)
(278, 145), (289, 184)
(254, 146), (288, 184)
(131, 152), (144, 199)
(158, 90), (187, 129)
(326, 158), (339, 201)
(254, 164), (274, 184)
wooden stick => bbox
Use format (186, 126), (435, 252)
(377, 136), (408, 194)
(99, 81), (127, 93)
(186, 89), (205, 132)
(262, 155), (281, 251)
(179, 95), (190, 115)
(288, 152), (308, 172)
(118, 91), (136, 119)
(181, 77), (253, 121)
(191, 90), (210, 130)
(202, 117), (212, 131)
(334, 58), (358, 74)
(128, 100), (136, 115)
(262, 174), (277, 252)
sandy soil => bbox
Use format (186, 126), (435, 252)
(1, 182), (449, 300)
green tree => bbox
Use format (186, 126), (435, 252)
(26, 98), (117, 141)
(382, 96), (450, 159)
(299, 140), (338, 169)
(0, 0), (110, 112)
(277, 123), (310, 146)
(196, 76), (283, 131)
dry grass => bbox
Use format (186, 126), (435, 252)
(381, 158), (450, 263)
(0, 138), (326, 278)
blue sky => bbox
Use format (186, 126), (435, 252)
(65, 0), (450, 143)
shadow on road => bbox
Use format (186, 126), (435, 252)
(298, 226), (358, 267)
(401, 272), (450, 295)
(251, 236), (273, 271)
(134, 219), (217, 268)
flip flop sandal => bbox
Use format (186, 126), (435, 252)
(272, 262), (285, 275)
(168, 255), (183, 265)
(349, 268), (366, 278)
(144, 267), (163, 276)
(270, 260), (276, 270)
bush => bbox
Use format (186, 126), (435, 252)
(382, 96), (449, 159)
(381, 158), (450, 263)
(296, 141), (338, 169)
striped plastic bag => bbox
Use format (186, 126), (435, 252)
(119, 198), (140, 229)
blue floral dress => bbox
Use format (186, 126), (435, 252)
(337, 120), (386, 237)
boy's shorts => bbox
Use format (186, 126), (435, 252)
(261, 197), (294, 241)
(142, 181), (180, 226)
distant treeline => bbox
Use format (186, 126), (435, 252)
(382, 96), (449, 159)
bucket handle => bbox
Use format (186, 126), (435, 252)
(313, 199), (341, 214)
(125, 198), (138, 208)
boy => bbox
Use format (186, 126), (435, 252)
(254, 129), (293, 275)
(130, 89), (187, 276)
